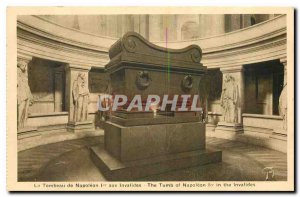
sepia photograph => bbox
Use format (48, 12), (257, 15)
(6, 7), (294, 191)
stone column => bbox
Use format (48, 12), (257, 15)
(139, 15), (150, 40)
(162, 15), (177, 41)
(122, 15), (134, 35)
(133, 15), (150, 40)
(99, 15), (107, 37)
(269, 14), (276, 19)
(65, 64), (93, 132)
(199, 15), (225, 38)
(17, 53), (36, 132)
(271, 58), (287, 143)
(149, 15), (162, 41)
(106, 16), (118, 38)
(133, 15), (140, 33)
(225, 14), (242, 32)
(215, 65), (244, 134)
(116, 16), (123, 37)
(242, 15), (252, 28)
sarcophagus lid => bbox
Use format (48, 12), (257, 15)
(106, 32), (206, 75)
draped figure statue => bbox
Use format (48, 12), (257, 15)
(17, 60), (33, 129)
(220, 74), (239, 123)
(279, 83), (287, 130)
(72, 72), (90, 122)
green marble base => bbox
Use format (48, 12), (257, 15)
(90, 145), (222, 181)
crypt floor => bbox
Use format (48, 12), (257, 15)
(18, 135), (287, 181)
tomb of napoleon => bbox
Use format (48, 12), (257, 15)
(90, 32), (222, 180)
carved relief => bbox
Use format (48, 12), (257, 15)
(181, 75), (193, 92)
(136, 71), (151, 90)
(190, 48), (202, 63)
(123, 36), (137, 52)
(220, 74), (240, 123)
(72, 72), (90, 122)
(17, 59), (33, 129)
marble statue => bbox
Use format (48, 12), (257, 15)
(220, 74), (239, 123)
(72, 72), (89, 122)
(17, 60), (33, 129)
(279, 83), (287, 130)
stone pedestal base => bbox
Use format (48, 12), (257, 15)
(90, 146), (222, 181)
(18, 126), (38, 133)
(104, 121), (206, 161)
(271, 128), (287, 141)
(206, 123), (217, 132)
(91, 121), (222, 180)
(17, 127), (38, 140)
(67, 121), (94, 133)
(215, 122), (243, 133)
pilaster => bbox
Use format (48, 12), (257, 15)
(280, 57), (287, 85)
(17, 52), (37, 132)
(65, 64), (93, 132)
(215, 65), (245, 134)
(272, 57), (288, 139)
(17, 52), (32, 63)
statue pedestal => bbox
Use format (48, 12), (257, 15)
(215, 122), (243, 133)
(90, 120), (222, 181)
(18, 126), (37, 133)
(271, 128), (287, 141)
(67, 121), (94, 133)
(91, 145), (221, 181)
